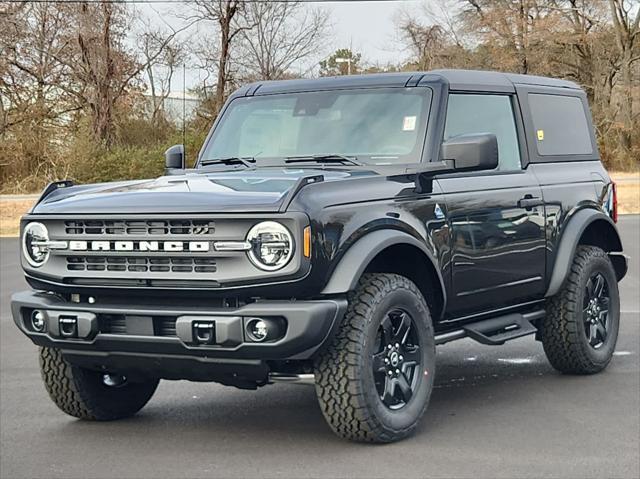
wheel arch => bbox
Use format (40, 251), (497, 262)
(546, 208), (626, 297)
(320, 230), (447, 320)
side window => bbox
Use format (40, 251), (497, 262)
(528, 93), (593, 156)
(444, 94), (521, 171)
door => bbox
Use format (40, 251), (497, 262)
(437, 93), (546, 318)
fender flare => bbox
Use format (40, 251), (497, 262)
(320, 230), (447, 308)
(546, 209), (624, 298)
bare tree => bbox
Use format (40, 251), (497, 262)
(42, 1), (143, 146)
(238, 1), (330, 80)
(609, 0), (640, 154)
(396, 11), (451, 70)
(548, 1), (603, 102)
(0, 2), (76, 135)
(463, 0), (554, 74)
(50, 2), (186, 145)
(0, 1), (78, 184)
(139, 23), (187, 124)
(190, 1), (251, 116)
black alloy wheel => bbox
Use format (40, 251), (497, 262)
(372, 309), (422, 410)
(583, 273), (611, 349)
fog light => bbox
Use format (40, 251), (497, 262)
(246, 318), (269, 342)
(31, 310), (46, 332)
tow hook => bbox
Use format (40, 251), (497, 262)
(25, 309), (97, 339)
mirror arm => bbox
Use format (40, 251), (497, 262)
(402, 160), (455, 194)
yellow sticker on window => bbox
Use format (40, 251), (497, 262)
(537, 129), (544, 141)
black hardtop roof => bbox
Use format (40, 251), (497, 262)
(236, 69), (581, 97)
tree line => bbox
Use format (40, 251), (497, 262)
(394, 0), (639, 171)
(0, 0), (637, 194)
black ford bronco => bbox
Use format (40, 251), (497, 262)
(13, 70), (627, 442)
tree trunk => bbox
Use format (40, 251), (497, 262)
(215, 19), (230, 115)
(517, 0), (528, 74)
(608, 0), (638, 156)
(619, 46), (633, 153)
(78, 2), (115, 146)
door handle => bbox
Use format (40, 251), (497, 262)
(517, 195), (544, 210)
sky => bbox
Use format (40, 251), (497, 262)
(139, 0), (422, 92)
(325, 0), (419, 64)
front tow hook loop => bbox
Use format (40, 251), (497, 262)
(59, 317), (78, 338)
(193, 321), (216, 345)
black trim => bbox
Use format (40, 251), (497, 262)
(11, 290), (348, 361)
(320, 229), (447, 318)
(33, 180), (75, 209)
(545, 209), (624, 297)
(515, 85), (600, 164)
(278, 174), (324, 213)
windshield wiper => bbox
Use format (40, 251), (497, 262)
(285, 154), (364, 167)
(200, 156), (256, 168)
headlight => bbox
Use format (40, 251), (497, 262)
(246, 221), (294, 271)
(22, 222), (50, 267)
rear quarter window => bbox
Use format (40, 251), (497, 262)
(528, 93), (593, 156)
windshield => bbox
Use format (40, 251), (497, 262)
(200, 87), (432, 166)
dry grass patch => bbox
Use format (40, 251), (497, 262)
(610, 171), (640, 181)
(616, 182), (640, 215)
(0, 199), (34, 237)
(610, 171), (640, 215)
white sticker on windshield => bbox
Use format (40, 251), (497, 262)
(403, 116), (417, 131)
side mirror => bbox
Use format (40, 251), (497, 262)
(165, 144), (185, 171)
(440, 133), (498, 172)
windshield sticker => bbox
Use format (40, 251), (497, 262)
(403, 116), (417, 131)
(537, 129), (544, 141)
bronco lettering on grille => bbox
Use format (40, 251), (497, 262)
(68, 240), (211, 252)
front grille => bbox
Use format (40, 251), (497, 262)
(100, 315), (127, 334)
(26, 215), (301, 287)
(155, 317), (177, 336)
(64, 219), (215, 236)
(66, 256), (217, 273)
(99, 314), (177, 337)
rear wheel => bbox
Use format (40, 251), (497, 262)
(314, 273), (435, 442)
(39, 347), (159, 420)
(542, 246), (620, 374)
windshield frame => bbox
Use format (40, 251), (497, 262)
(196, 86), (434, 169)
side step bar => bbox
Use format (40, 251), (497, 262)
(435, 310), (544, 346)
(268, 373), (315, 385)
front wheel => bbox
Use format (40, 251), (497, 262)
(314, 273), (435, 442)
(40, 347), (159, 420)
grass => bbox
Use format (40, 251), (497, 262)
(1, 172), (638, 237)
(617, 181), (640, 215)
(0, 198), (33, 237)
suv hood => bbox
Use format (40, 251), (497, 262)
(31, 168), (370, 215)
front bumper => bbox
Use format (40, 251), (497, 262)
(12, 290), (346, 366)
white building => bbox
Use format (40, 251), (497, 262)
(143, 91), (200, 124)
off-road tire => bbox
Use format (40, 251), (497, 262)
(39, 347), (159, 420)
(314, 273), (435, 443)
(542, 246), (620, 374)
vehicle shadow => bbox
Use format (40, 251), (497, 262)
(54, 348), (568, 447)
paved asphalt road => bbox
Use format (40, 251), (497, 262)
(1, 217), (638, 479)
